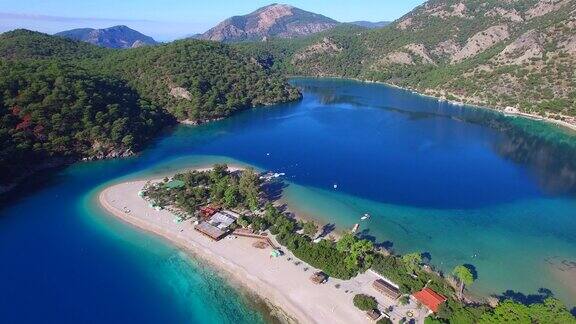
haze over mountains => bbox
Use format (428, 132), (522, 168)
(56, 25), (158, 49)
(52, 4), (392, 46)
(348, 21), (391, 29)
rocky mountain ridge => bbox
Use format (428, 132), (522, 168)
(56, 25), (157, 49)
(240, 0), (576, 128)
(197, 3), (339, 42)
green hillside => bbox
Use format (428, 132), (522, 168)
(0, 29), (109, 60)
(98, 40), (301, 121)
(0, 30), (300, 188)
(0, 60), (171, 185)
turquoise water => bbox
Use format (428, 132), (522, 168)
(0, 156), (270, 323)
(1, 78), (575, 323)
(283, 184), (576, 302)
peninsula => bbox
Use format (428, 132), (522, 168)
(98, 164), (575, 324)
(99, 174), (428, 323)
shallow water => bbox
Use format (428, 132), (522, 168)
(1, 78), (575, 323)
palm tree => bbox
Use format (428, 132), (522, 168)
(452, 265), (474, 300)
(402, 252), (422, 275)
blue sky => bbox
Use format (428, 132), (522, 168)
(0, 0), (426, 41)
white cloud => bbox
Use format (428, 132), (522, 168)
(0, 12), (156, 23)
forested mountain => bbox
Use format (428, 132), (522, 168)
(0, 29), (299, 191)
(197, 3), (339, 42)
(99, 41), (301, 121)
(56, 25), (158, 49)
(0, 61), (171, 187)
(237, 0), (576, 126)
(0, 29), (108, 60)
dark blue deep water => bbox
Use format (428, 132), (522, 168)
(1, 78), (575, 323)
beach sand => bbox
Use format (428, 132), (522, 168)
(98, 180), (425, 323)
(548, 258), (576, 306)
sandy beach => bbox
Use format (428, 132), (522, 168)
(548, 258), (576, 305)
(98, 180), (427, 324)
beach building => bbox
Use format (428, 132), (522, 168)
(220, 209), (241, 219)
(194, 209), (240, 241)
(199, 205), (218, 218)
(164, 179), (185, 189)
(365, 309), (381, 321)
(372, 279), (401, 300)
(270, 249), (283, 258)
(412, 287), (447, 313)
(310, 271), (328, 284)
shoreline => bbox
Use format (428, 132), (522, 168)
(97, 178), (408, 324)
(97, 183), (307, 324)
(290, 75), (576, 133)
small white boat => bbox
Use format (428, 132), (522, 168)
(360, 213), (371, 221)
(259, 172), (286, 181)
(352, 223), (360, 233)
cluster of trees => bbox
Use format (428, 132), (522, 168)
(0, 59), (171, 185)
(353, 293), (378, 311)
(143, 172), (211, 215)
(429, 296), (576, 324)
(0, 30), (301, 187)
(237, 203), (374, 279)
(99, 40), (302, 121)
(207, 164), (261, 210)
(477, 297), (576, 323)
(142, 164), (261, 215)
(371, 252), (454, 296)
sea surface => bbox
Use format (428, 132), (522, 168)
(1, 78), (575, 323)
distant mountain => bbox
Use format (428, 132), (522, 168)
(56, 25), (157, 49)
(348, 21), (390, 29)
(197, 3), (339, 42)
(0, 29), (107, 60)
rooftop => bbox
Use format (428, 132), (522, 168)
(208, 211), (237, 230)
(194, 222), (227, 241)
(372, 279), (400, 299)
(412, 287), (447, 313)
(194, 209), (241, 241)
(366, 308), (381, 320)
(165, 179), (185, 189)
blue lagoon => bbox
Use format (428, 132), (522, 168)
(1, 78), (575, 323)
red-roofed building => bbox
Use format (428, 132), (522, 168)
(199, 205), (218, 218)
(412, 288), (447, 313)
